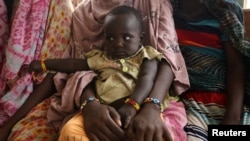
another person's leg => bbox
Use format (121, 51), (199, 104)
(182, 91), (226, 141)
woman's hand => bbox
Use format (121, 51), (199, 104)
(82, 102), (125, 141)
(126, 104), (173, 141)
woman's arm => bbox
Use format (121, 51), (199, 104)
(221, 41), (245, 124)
(80, 82), (125, 141)
(29, 59), (89, 74)
(0, 73), (56, 141)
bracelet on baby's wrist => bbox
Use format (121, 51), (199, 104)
(41, 60), (48, 72)
(125, 98), (140, 111)
(80, 97), (100, 110)
(143, 97), (163, 112)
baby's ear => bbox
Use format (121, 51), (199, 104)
(140, 32), (145, 42)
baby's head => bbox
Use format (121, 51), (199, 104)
(103, 5), (144, 59)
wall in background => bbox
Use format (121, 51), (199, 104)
(239, 0), (244, 7)
(239, 0), (250, 8)
(244, 0), (250, 8)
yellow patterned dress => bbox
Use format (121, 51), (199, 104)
(85, 46), (162, 104)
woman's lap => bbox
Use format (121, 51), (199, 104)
(7, 97), (188, 141)
(182, 91), (250, 141)
(59, 99), (188, 141)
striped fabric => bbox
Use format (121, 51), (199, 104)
(172, 0), (250, 140)
(174, 16), (226, 93)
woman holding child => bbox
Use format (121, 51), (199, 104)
(1, 0), (189, 141)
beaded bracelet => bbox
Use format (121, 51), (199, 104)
(125, 98), (140, 111)
(80, 97), (100, 110)
(41, 60), (48, 72)
(144, 97), (163, 112)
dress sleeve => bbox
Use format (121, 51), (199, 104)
(139, 46), (163, 61)
(138, 0), (190, 95)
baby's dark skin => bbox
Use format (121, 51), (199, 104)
(29, 7), (174, 141)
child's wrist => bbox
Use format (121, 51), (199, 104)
(125, 98), (140, 111)
(80, 97), (100, 111)
(143, 97), (163, 112)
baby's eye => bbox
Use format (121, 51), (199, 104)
(107, 36), (114, 41)
(124, 36), (131, 41)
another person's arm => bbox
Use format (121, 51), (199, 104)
(29, 58), (89, 74)
(0, 73), (56, 141)
(221, 41), (245, 124)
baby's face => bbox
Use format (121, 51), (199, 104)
(104, 13), (142, 59)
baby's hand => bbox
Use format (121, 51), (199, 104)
(28, 60), (43, 74)
(118, 104), (137, 128)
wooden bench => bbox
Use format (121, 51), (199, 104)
(244, 9), (250, 40)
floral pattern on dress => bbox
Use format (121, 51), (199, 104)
(8, 98), (58, 141)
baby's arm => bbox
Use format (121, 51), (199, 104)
(129, 58), (159, 105)
(29, 58), (90, 74)
(118, 58), (159, 128)
(126, 60), (174, 141)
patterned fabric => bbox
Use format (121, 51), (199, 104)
(172, 0), (250, 56)
(0, 0), (50, 126)
(5, 0), (75, 139)
(172, 0), (250, 106)
(204, 0), (250, 57)
(58, 99), (187, 141)
(39, 0), (74, 60)
(182, 91), (250, 141)
(171, 0), (250, 140)
(174, 16), (227, 92)
(69, 0), (189, 95)
(8, 98), (58, 141)
(33, 0), (74, 83)
(203, 0), (250, 106)
(7, 0), (188, 140)
(2, 0), (49, 80)
(86, 46), (162, 104)
(180, 47), (226, 92)
(0, 0), (9, 97)
(0, 0), (74, 126)
(50, 1), (189, 141)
